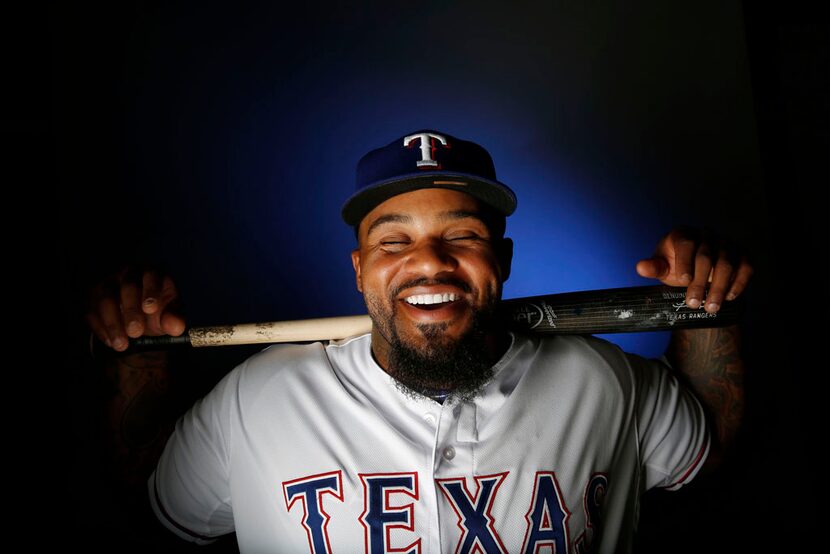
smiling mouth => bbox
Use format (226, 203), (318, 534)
(404, 292), (460, 306)
(399, 292), (464, 313)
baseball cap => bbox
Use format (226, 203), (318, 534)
(341, 130), (517, 227)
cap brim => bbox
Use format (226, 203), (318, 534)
(341, 172), (517, 227)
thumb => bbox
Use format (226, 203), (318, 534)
(636, 257), (670, 280)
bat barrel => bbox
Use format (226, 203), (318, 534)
(502, 285), (744, 334)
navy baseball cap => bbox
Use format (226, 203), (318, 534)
(341, 130), (517, 227)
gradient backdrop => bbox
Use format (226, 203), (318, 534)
(58, 0), (766, 354)
(52, 1), (822, 551)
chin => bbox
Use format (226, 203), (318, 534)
(401, 318), (475, 348)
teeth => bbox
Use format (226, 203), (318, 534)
(405, 292), (459, 305)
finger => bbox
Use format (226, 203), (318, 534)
(98, 294), (129, 351)
(84, 311), (110, 348)
(157, 276), (186, 336)
(704, 249), (734, 313)
(142, 270), (164, 314)
(726, 255), (754, 301)
(685, 242), (713, 309)
(635, 257), (670, 280)
(119, 273), (145, 338)
(143, 275), (182, 335)
(155, 275), (179, 312)
(668, 230), (697, 285)
(160, 309), (187, 337)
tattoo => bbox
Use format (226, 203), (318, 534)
(666, 325), (745, 457)
(103, 351), (174, 488)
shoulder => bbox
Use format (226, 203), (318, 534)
(204, 340), (338, 406)
(549, 332), (628, 359)
(236, 340), (340, 383)
(226, 333), (370, 392)
(517, 332), (659, 396)
(528, 332), (634, 372)
(530, 334), (688, 415)
(244, 340), (331, 372)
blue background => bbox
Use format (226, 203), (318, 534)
(60, 1), (766, 358)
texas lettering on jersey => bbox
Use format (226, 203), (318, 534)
(282, 469), (608, 554)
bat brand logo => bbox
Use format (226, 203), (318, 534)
(511, 303), (545, 329)
(403, 132), (449, 168)
(511, 302), (557, 330)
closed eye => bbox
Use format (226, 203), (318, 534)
(378, 239), (411, 252)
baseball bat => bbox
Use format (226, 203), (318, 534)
(102, 285), (743, 353)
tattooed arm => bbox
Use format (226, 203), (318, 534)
(665, 325), (745, 470)
(85, 266), (193, 545)
(101, 349), (175, 491)
(86, 266), (185, 483)
(92, 342), (219, 548)
(636, 227), (753, 471)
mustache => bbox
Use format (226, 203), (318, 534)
(393, 277), (472, 298)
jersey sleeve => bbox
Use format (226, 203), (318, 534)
(147, 363), (243, 543)
(630, 353), (710, 491)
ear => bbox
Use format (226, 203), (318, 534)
(497, 237), (513, 283)
(351, 248), (363, 293)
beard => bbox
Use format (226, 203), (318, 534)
(365, 278), (502, 403)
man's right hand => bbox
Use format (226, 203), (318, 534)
(85, 267), (186, 352)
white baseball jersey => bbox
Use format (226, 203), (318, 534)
(149, 331), (709, 553)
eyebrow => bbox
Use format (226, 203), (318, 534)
(366, 214), (413, 237)
(439, 210), (486, 224)
(365, 210), (487, 237)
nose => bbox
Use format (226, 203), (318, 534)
(405, 239), (458, 276)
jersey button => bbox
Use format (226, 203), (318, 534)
(423, 414), (436, 426)
(442, 446), (456, 460)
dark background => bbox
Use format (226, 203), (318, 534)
(35, 0), (826, 550)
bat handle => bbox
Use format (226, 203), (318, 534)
(89, 332), (192, 358)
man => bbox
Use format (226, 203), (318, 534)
(87, 130), (750, 552)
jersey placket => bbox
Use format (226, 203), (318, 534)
(396, 394), (445, 554)
(433, 399), (479, 551)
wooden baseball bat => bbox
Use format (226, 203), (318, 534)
(103, 285), (743, 354)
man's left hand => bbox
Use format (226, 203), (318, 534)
(636, 227), (754, 313)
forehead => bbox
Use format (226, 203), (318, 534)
(359, 188), (485, 233)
